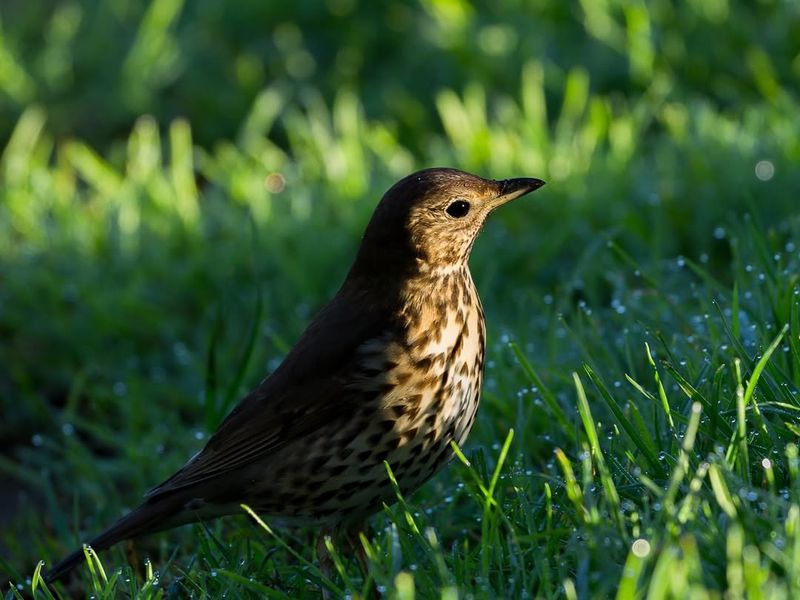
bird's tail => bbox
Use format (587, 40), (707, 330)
(43, 494), (185, 584)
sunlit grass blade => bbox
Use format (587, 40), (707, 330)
(573, 372), (622, 528)
(615, 539), (650, 600)
(725, 359), (751, 481)
(30, 561), (56, 600)
(383, 462), (423, 538)
(660, 361), (734, 439)
(323, 536), (356, 594)
(645, 342), (675, 433)
(663, 403), (702, 515)
(169, 118), (199, 227)
(241, 505), (343, 597)
(708, 463), (738, 519)
(743, 324), (788, 408)
(584, 365), (665, 477)
(676, 461), (710, 525)
(726, 524), (745, 597)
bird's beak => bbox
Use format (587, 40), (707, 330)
(490, 177), (546, 208)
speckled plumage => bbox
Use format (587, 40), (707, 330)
(45, 168), (544, 583)
(243, 264), (487, 524)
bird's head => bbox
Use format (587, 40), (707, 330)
(353, 168), (545, 274)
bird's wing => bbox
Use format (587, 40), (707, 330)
(146, 377), (356, 497)
(145, 287), (392, 498)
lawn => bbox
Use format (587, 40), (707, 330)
(1, 0), (800, 598)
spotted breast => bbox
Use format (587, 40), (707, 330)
(256, 265), (484, 523)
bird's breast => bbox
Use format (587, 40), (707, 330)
(362, 269), (487, 489)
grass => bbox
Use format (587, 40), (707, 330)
(2, 0), (796, 150)
(2, 0), (800, 598)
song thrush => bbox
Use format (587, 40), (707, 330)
(44, 167), (544, 583)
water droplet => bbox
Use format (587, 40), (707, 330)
(173, 342), (191, 366)
(755, 160), (774, 181)
(631, 538), (651, 557)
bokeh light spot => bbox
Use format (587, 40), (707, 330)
(755, 160), (774, 181)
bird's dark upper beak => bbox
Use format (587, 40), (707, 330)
(491, 177), (546, 207)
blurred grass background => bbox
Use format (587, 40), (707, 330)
(1, 0), (800, 597)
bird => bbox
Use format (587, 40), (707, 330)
(43, 167), (544, 585)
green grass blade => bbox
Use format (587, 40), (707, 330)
(615, 540), (650, 600)
(510, 342), (572, 434)
(584, 365), (665, 477)
(222, 285), (264, 414)
(708, 464), (738, 518)
(743, 324), (788, 407)
(241, 505), (343, 597)
(216, 570), (291, 599)
(645, 342), (675, 432)
(573, 372), (622, 527)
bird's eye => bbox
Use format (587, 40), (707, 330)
(445, 200), (471, 218)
